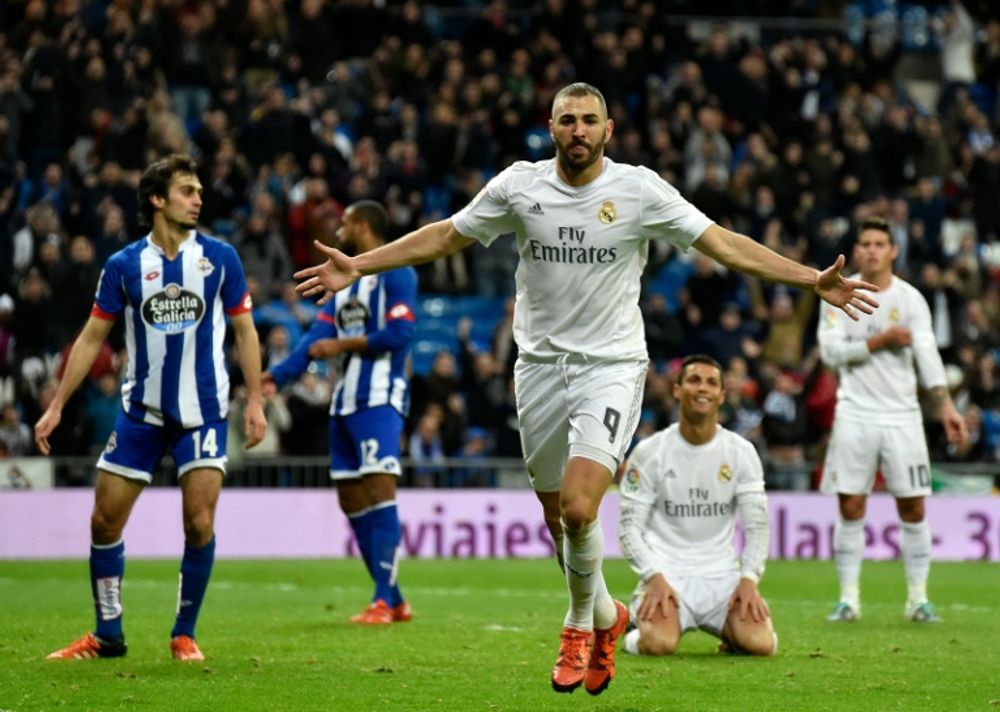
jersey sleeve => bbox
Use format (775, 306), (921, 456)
(908, 288), (947, 390)
(268, 301), (338, 387)
(817, 304), (870, 368)
(638, 167), (714, 249)
(451, 167), (519, 247)
(91, 257), (125, 320)
(367, 267), (417, 353)
(219, 243), (253, 315)
(734, 438), (766, 496)
(617, 445), (662, 582)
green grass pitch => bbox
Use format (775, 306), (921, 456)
(1, 558), (998, 711)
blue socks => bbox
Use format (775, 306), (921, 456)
(171, 537), (216, 639)
(368, 502), (403, 607)
(91, 539), (125, 642)
(349, 504), (404, 607)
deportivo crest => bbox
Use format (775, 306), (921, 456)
(717, 464), (733, 483)
(336, 296), (370, 336)
(105, 431), (117, 454)
(141, 283), (206, 333)
(598, 200), (617, 224)
(196, 256), (214, 277)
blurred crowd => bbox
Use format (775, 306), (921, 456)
(1, 0), (999, 488)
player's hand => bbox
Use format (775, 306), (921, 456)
(34, 406), (62, 455)
(261, 371), (278, 398)
(879, 326), (913, 349)
(243, 399), (268, 449)
(729, 577), (770, 623)
(941, 401), (969, 446)
(637, 573), (679, 622)
(308, 339), (341, 358)
(815, 254), (880, 321)
(293, 241), (361, 305)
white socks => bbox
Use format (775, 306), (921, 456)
(833, 516), (865, 607)
(623, 628), (640, 655)
(562, 518), (617, 630)
(901, 520), (931, 605)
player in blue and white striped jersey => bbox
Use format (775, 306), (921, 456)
(265, 200), (417, 625)
(37, 155), (268, 662)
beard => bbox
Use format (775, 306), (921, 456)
(554, 132), (606, 174)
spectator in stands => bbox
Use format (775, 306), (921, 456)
(0, 403), (32, 456)
(408, 404), (447, 488)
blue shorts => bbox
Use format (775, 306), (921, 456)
(329, 406), (403, 481)
(96, 411), (228, 483)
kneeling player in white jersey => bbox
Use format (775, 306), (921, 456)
(818, 218), (968, 623)
(619, 356), (776, 657)
(36, 155), (268, 661)
(294, 83), (874, 695)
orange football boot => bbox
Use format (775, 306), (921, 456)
(170, 635), (205, 661)
(551, 627), (592, 693)
(47, 632), (126, 660)
(350, 599), (393, 625)
(585, 600), (629, 695)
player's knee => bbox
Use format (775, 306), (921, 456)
(559, 497), (597, 530)
(183, 510), (215, 545)
(839, 497), (866, 521)
(729, 623), (776, 657)
(639, 630), (679, 656)
(90, 509), (124, 544)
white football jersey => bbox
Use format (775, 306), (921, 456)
(817, 275), (947, 425)
(619, 424), (765, 578)
(452, 158), (712, 361)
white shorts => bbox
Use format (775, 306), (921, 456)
(513, 357), (647, 493)
(629, 571), (741, 638)
(821, 418), (932, 498)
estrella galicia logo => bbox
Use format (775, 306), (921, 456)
(336, 297), (370, 336)
(141, 283), (205, 333)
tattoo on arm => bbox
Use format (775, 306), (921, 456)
(928, 385), (949, 415)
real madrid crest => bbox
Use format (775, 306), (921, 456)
(717, 464), (733, 483)
(889, 308), (900, 323)
(598, 200), (617, 224)
(106, 431), (118, 454)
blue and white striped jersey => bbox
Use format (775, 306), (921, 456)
(92, 231), (252, 428)
(269, 267), (417, 417)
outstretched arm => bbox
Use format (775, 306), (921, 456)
(694, 224), (879, 320)
(34, 315), (114, 454)
(294, 218), (477, 304)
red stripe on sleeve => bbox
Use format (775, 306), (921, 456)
(226, 292), (254, 315)
(91, 304), (120, 321)
(386, 303), (415, 322)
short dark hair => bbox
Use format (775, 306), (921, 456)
(137, 154), (199, 227)
(679, 354), (724, 382)
(347, 200), (389, 241)
(552, 82), (607, 120)
(859, 216), (893, 243)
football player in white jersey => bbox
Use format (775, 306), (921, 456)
(294, 83), (877, 695)
(619, 355), (775, 657)
(818, 217), (968, 623)
(36, 155), (268, 662)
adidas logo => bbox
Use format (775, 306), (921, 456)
(527, 202), (544, 215)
